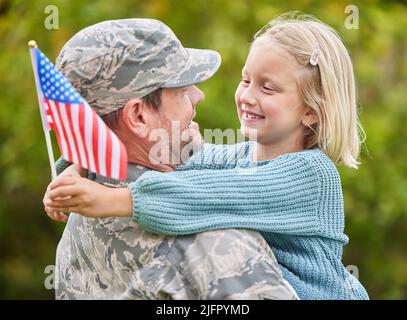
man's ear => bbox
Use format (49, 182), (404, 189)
(122, 98), (149, 139)
(302, 107), (319, 127)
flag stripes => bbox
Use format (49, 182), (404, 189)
(45, 99), (127, 180)
(31, 46), (127, 180)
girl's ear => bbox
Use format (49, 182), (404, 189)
(302, 108), (319, 127)
(122, 99), (149, 139)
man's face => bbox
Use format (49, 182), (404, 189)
(148, 85), (205, 165)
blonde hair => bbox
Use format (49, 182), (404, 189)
(252, 12), (366, 169)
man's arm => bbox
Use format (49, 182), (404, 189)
(55, 157), (88, 177)
(161, 229), (298, 300)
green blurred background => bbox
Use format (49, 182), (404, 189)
(0, 0), (406, 299)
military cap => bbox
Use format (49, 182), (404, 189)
(56, 19), (221, 115)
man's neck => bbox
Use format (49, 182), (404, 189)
(124, 137), (176, 173)
(113, 121), (178, 172)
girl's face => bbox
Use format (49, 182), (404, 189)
(235, 42), (308, 147)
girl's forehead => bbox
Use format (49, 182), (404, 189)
(245, 43), (299, 75)
(249, 41), (293, 62)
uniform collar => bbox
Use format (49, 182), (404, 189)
(94, 163), (150, 187)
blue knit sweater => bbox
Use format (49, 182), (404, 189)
(129, 142), (369, 300)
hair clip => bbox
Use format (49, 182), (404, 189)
(309, 43), (320, 66)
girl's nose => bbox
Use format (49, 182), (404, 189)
(239, 87), (257, 106)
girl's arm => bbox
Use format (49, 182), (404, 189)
(130, 152), (323, 236)
(53, 141), (250, 176)
(177, 142), (252, 171)
(47, 149), (334, 237)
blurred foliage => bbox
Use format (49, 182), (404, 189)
(0, 0), (406, 299)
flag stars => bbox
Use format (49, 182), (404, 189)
(36, 51), (84, 103)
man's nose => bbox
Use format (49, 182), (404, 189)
(192, 86), (205, 105)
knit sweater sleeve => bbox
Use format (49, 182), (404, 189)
(56, 142), (248, 175)
(176, 142), (251, 171)
(129, 151), (322, 236)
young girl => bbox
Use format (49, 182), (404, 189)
(46, 14), (368, 300)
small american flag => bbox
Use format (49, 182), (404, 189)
(30, 46), (127, 180)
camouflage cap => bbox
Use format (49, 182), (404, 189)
(56, 19), (221, 116)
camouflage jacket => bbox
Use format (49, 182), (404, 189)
(55, 164), (298, 300)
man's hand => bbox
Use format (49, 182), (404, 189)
(43, 164), (87, 222)
(44, 177), (133, 218)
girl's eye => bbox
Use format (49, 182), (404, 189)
(241, 79), (250, 86)
(263, 86), (275, 92)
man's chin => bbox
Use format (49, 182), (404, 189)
(180, 122), (204, 162)
(186, 121), (201, 139)
(188, 121), (199, 130)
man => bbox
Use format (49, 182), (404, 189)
(45, 18), (298, 299)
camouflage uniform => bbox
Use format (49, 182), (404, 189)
(55, 164), (298, 300)
(53, 19), (298, 299)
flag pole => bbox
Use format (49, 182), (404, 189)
(28, 40), (57, 180)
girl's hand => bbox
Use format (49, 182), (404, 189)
(43, 182), (69, 222)
(62, 163), (88, 178)
(43, 164), (87, 223)
(44, 177), (132, 218)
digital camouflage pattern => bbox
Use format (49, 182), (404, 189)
(55, 18), (221, 116)
(55, 164), (299, 300)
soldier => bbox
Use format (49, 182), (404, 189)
(45, 18), (298, 300)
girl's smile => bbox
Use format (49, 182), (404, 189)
(241, 105), (266, 124)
